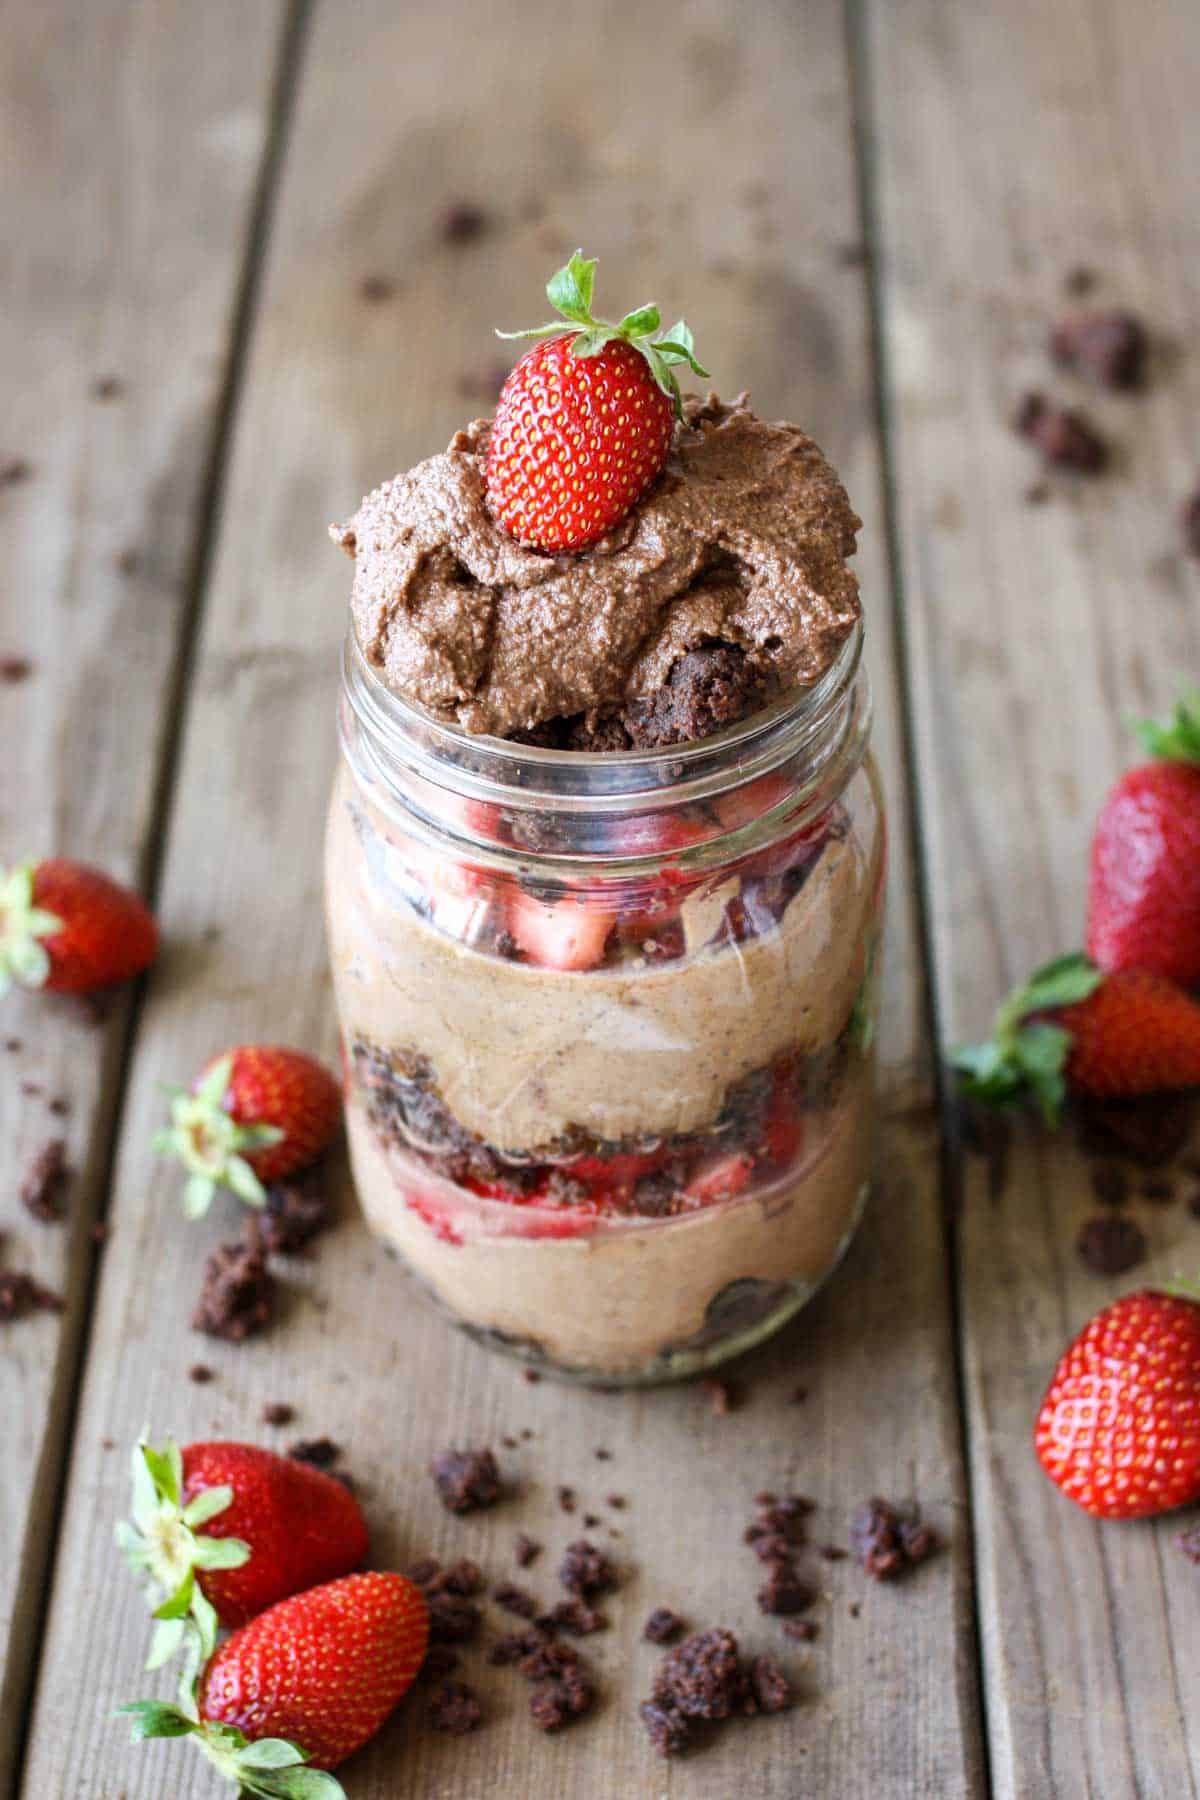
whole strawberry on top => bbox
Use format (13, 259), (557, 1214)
(118, 1570), (428, 1794)
(952, 951), (1200, 1121)
(1086, 690), (1200, 988)
(0, 857), (158, 995)
(154, 1045), (341, 1217)
(487, 249), (708, 552)
(116, 1436), (369, 1663)
(1035, 1290), (1200, 1518)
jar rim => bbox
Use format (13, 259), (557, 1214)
(342, 621), (866, 812)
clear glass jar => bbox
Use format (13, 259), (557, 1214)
(325, 624), (884, 1384)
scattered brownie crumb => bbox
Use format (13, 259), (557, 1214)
(520, 1427), (534, 1441)
(849, 1601), (861, 1618)
(849, 1498), (942, 1581)
(1182, 487), (1200, 559)
(91, 375), (124, 401)
(261, 1402), (295, 1427)
(1090, 1162), (1129, 1208)
(494, 1582), (538, 1620)
(515, 1533), (541, 1568)
(1076, 1213), (1147, 1276)
(836, 242), (868, 267)
(594, 1447), (612, 1460)
(408, 1557), (442, 1589)
(192, 1222), (274, 1341)
(559, 1539), (616, 1598)
(557, 1484), (576, 1514)
(1015, 392), (1107, 472)
(0, 655), (32, 682)
(0, 1267), (63, 1321)
(187, 1363), (214, 1384)
(702, 1376), (736, 1415)
(749, 1655), (791, 1715)
(820, 1544), (848, 1562)
(114, 548), (141, 577)
(1023, 480), (1051, 506)
(427, 1592), (483, 1645)
(539, 1599), (607, 1636)
(358, 273), (395, 303)
(583, 1512), (600, 1528)
(1141, 1176), (1174, 1203)
(530, 1668), (595, 1732)
(489, 1628), (546, 1666)
(427, 1679), (482, 1734)
(605, 1493), (626, 1509)
(1050, 309), (1147, 390)
(640, 1698), (693, 1757)
(47, 1096), (69, 1117)
(522, 1367), (541, 1384)
(432, 1446), (502, 1514)
(650, 1627), (744, 1730)
(90, 1220), (109, 1246)
(442, 1559), (485, 1597)
(750, 1532), (793, 1567)
(517, 1638), (580, 1683)
(440, 202), (488, 245)
(4, 1037), (21, 1052)
(1064, 265), (1097, 297)
(1178, 1526), (1200, 1564)
(289, 1436), (340, 1468)
(20, 1140), (68, 1223)
(417, 1644), (460, 1684)
(783, 1618), (819, 1642)
(0, 456), (32, 487)
(261, 1172), (331, 1255)
(757, 1565), (815, 1617)
(644, 1608), (685, 1645)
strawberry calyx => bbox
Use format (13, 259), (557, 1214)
(1133, 687), (1200, 763)
(115, 1436), (250, 1666)
(115, 1701), (344, 1797)
(0, 860), (63, 995)
(496, 249), (709, 421)
(152, 1054), (284, 1218)
(951, 951), (1103, 1124)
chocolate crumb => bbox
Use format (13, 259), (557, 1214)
(0, 655), (33, 682)
(639, 1697), (692, 1757)
(0, 1266), (63, 1321)
(261, 1402), (295, 1427)
(501, 1434), (518, 1449)
(21, 1140), (68, 1223)
(756, 1566), (815, 1616)
(1076, 1213), (1148, 1276)
(1015, 392), (1107, 472)
(594, 1447), (612, 1460)
(820, 1544), (848, 1562)
(517, 1638), (580, 1682)
(192, 1223), (274, 1341)
(583, 1512), (600, 1529)
(540, 1598), (607, 1636)
(1178, 1526), (1200, 1564)
(783, 1618), (819, 1642)
(530, 1668), (595, 1731)
(1050, 309), (1147, 389)
(522, 1366), (541, 1384)
(114, 548), (141, 577)
(91, 375), (124, 401)
(494, 1582), (539, 1620)
(432, 1446), (502, 1514)
(849, 1498), (942, 1581)
(515, 1532), (541, 1568)
(187, 1363), (214, 1384)
(558, 1539), (616, 1598)
(849, 1601), (861, 1617)
(1090, 1162), (1129, 1208)
(605, 1493), (626, 1509)
(702, 1376), (735, 1415)
(288, 1436), (340, 1468)
(440, 202), (488, 245)
(261, 1172), (330, 1254)
(651, 1627), (744, 1723)
(1064, 265), (1097, 296)
(644, 1607), (685, 1645)
(749, 1655), (791, 1714)
(359, 273), (395, 303)
(428, 1679), (482, 1734)
(1024, 481), (1051, 506)
(442, 1559), (485, 1597)
(0, 456), (32, 487)
(427, 1592), (483, 1645)
(4, 1038), (21, 1052)
(489, 1628), (546, 1666)
(520, 1427), (534, 1440)
(417, 1644), (460, 1684)
(557, 1484), (576, 1514)
(408, 1557), (443, 1589)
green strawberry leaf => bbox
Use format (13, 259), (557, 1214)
(546, 249), (597, 323)
(951, 956), (1089, 1123)
(1133, 687), (1200, 763)
(261, 1770), (347, 1798)
(191, 1582), (218, 1661)
(145, 1615), (187, 1673)
(234, 1739), (309, 1771)
(153, 1569), (194, 1621)
(226, 1155), (268, 1206)
(183, 1172), (217, 1218)
(193, 1534), (251, 1571)
(494, 320), (566, 342)
(195, 1055), (234, 1110)
(141, 1440), (180, 1507)
(617, 303), (660, 338)
(1016, 952), (1102, 1015)
(182, 1484), (234, 1529)
(569, 327), (618, 359)
(114, 1700), (200, 1742)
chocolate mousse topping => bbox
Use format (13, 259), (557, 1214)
(333, 394), (860, 742)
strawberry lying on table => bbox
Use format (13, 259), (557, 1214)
(0, 856), (158, 994)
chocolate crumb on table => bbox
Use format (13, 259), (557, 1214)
(558, 1539), (616, 1598)
(517, 1638), (580, 1682)
(440, 202), (488, 245)
(427, 1592), (483, 1645)
(288, 1436), (341, 1468)
(757, 1565), (815, 1617)
(1178, 1526), (1200, 1564)
(644, 1608), (686, 1645)
(187, 1363), (214, 1384)
(640, 1626), (791, 1758)
(0, 655), (33, 682)
(0, 1266), (64, 1322)
(783, 1618), (819, 1642)
(261, 1172), (331, 1254)
(583, 1512), (600, 1529)
(1014, 392), (1107, 472)
(0, 455), (33, 487)
(515, 1532), (542, 1568)
(749, 1655), (792, 1715)
(1050, 309), (1147, 389)
(192, 1222), (274, 1341)
(556, 1484), (576, 1514)
(261, 1402), (295, 1427)
(427, 1679), (482, 1734)
(1076, 1213), (1148, 1277)
(91, 374), (125, 400)
(820, 1544), (848, 1562)
(358, 273), (395, 303)
(441, 1559), (485, 1597)
(529, 1667), (596, 1732)
(540, 1598), (607, 1636)
(594, 1447), (612, 1460)
(493, 1582), (539, 1620)
(522, 1367), (541, 1384)
(849, 1498), (942, 1581)
(20, 1139), (69, 1222)
(1064, 265), (1097, 296)
(702, 1376), (735, 1415)
(432, 1446), (503, 1514)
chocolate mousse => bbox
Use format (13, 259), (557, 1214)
(332, 394), (861, 742)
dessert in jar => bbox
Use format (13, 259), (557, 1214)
(324, 255), (885, 1383)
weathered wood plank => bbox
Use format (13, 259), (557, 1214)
(22, 1), (981, 1793)
(0, 1), (289, 1784)
(861, 0), (1200, 1791)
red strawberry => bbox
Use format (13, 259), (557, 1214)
(154, 1045), (341, 1217)
(506, 888), (616, 971)
(116, 1437), (369, 1665)
(1034, 1290), (1200, 1518)
(953, 952), (1200, 1121)
(685, 1150), (755, 1205)
(1086, 693), (1200, 986)
(0, 857), (157, 994)
(487, 250), (708, 552)
(118, 1570), (428, 1791)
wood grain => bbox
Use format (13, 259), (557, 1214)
(861, 0), (1200, 1791)
(18, 0), (982, 1794)
(0, 1), (287, 1784)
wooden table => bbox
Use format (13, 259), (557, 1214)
(3, 1), (1198, 1793)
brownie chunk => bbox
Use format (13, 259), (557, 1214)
(1050, 309), (1147, 389)
(1015, 393), (1107, 472)
(539, 1598), (607, 1636)
(261, 1401), (294, 1426)
(624, 645), (767, 750)
(431, 1446), (502, 1514)
(0, 1265), (63, 1321)
(558, 1539), (616, 1597)
(417, 1644), (460, 1684)
(426, 1592), (483, 1645)
(517, 1638), (581, 1683)
(192, 1224), (274, 1341)
(441, 1559), (485, 1597)
(849, 1497), (942, 1580)
(514, 1532), (541, 1568)
(529, 1668), (595, 1731)
(488, 1626), (548, 1667)
(756, 1565), (815, 1617)
(644, 1607), (685, 1645)
(493, 1582), (538, 1620)
(639, 1698), (692, 1757)
(288, 1436), (340, 1468)
(21, 1140), (68, 1222)
(1178, 1526), (1200, 1564)
(1076, 1213), (1147, 1276)
(749, 1655), (792, 1714)
(427, 1679), (482, 1734)
(652, 1628), (745, 1722)
(261, 1172), (331, 1254)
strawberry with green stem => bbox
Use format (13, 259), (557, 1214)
(0, 857), (158, 994)
(952, 951), (1200, 1122)
(116, 1571), (429, 1796)
(154, 1045), (341, 1218)
(487, 249), (709, 552)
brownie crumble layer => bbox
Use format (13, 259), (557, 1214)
(331, 394), (861, 741)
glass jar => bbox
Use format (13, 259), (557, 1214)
(326, 623), (884, 1384)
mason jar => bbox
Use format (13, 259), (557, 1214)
(325, 622), (884, 1384)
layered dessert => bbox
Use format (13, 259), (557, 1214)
(325, 261), (883, 1378)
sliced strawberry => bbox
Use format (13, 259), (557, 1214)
(762, 1098), (804, 1169)
(685, 1151), (755, 1205)
(506, 889), (616, 971)
(565, 1148), (670, 1188)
